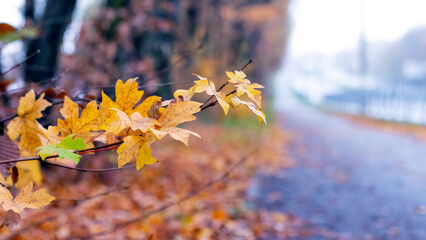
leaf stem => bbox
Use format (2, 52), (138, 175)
(0, 49), (41, 78)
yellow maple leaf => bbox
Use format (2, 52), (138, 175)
(226, 70), (251, 85)
(151, 127), (200, 146)
(0, 181), (55, 215)
(173, 85), (203, 101)
(101, 109), (159, 135)
(58, 96), (103, 146)
(235, 83), (264, 108)
(230, 96), (266, 125)
(116, 134), (157, 170)
(7, 90), (51, 154)
(100, 78), (144, 115)
(16, 89), (51, 119)
(12, 161), (43, 189)
(134, 96), (162, 117)
(193, 75), (230, 115)
(150, 99), (201, 145)
(157, 99), (201, 128)
(226, 70), (264, 107)
(39, 126), (61, 145)
(115, 99), (201, 169)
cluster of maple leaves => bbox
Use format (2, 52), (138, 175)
(1, 71), (265, 223)
(2, 122), (294, 239)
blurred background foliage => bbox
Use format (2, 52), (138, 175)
(1, 0), (288, 101)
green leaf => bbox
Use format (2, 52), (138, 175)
(57, 134), (86, 150)
(0, 26), (38, 45)
(36, 134), (87, 164)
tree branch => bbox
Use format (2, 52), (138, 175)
(0, 50), (41, 78)
(199, 89), (237, 112)
(0, 97), (93, 126)
(0, 70), (67, 97)
(0, 141), (124, 167)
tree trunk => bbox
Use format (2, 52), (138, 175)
(24, 0), (77, 84)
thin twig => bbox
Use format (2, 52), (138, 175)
(0, 97), (93, 126)
(0, 50), (41, 78)
(66, 147), (259, 240)
(77, 141), (123, 154)
(199, 89), (237, 112)
(0, 70), (67, 97)
(0, 114), (17, 125)
(0, 141), (124, 165)
(50, 97), (95, 108)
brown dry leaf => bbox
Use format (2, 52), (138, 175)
(147, 100), (162, 120)
(0, 136), (20, 179)
(134, 96), (162, 117)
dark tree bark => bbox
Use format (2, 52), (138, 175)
(24, 0), (77, 84)
(24, 0), (35, 23)
(150, 0), (180, 98)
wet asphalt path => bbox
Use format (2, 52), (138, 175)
(252, 104), (426, 239)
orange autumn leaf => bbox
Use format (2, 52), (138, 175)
(0, 23), (16, 36)
(7, 90), (51, 154)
